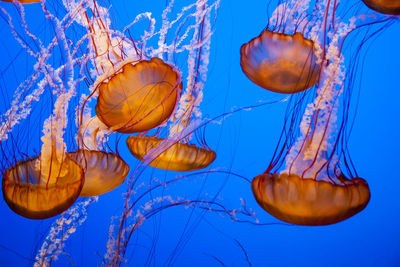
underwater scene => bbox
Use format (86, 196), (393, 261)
(0, 0), (399, 266)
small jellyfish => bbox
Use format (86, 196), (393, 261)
(95, 58), (182, 133)
(69, 150), (130, 197)
(362, 0), (400, 15)
(240, 31), (320, 94)
(126, 136), (216, 172)
(2, 155), (84, 219)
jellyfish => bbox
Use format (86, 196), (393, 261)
(61, 0), (183, 136)
(241, 31), (321, 94)
(362, 0), (400, 15)
(0, 53), (87, 220)
(96, 58), (182, 133)
(95, 57), (182, 134)
(250, 0), (377, 226)
(68, 150), (129, 197)
(0, 45), (86, 219)
(2, 154), (84, 219)
(240, 2), (322, 94)
(126, 136), (216, 172)
(0, 16), (89, 219)
(252, 172), (370, 226)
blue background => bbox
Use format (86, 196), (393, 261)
(0, 0), (399, 266)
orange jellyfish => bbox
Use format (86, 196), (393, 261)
(252, 105), (371, 226)
(95, 57), (182, 134)
(69, 150), (129, 197)
(1, 53), (87, 220)
(250, 1), (372, 225)
(2, 154), (84, 219)
(0, 0), (91, 221)
(125, 9), (216, 172)
(252, 171), (370, 226)
(240, 31), (320, 94)
(252, 91), (371, 224)
(362, 0), (400, 15)
(126, 136), (216, 172)
(2, 81), (86, 220)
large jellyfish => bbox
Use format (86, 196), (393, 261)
(95, 57), (182, 133)
(0, 0), (88, 219)
(1, 84), (85, 220)
(2, 154), (84, 219)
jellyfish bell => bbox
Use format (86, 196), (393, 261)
(68, 150), (129, 197)
(126, 136), (216, 172)
(362, 0), (400, 15)
(95, 57), (182, 134)
(251, 173), (370, 226)
(251, 134), (372, 226)
(2, 154), (84, 220)
(240, 31), (321, 94)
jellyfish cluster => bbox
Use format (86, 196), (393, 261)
(0, 0), (398, 265)
(240, 0), (398, 225)
(0, 0), (225, 264)
(0, 0), (219, 222)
